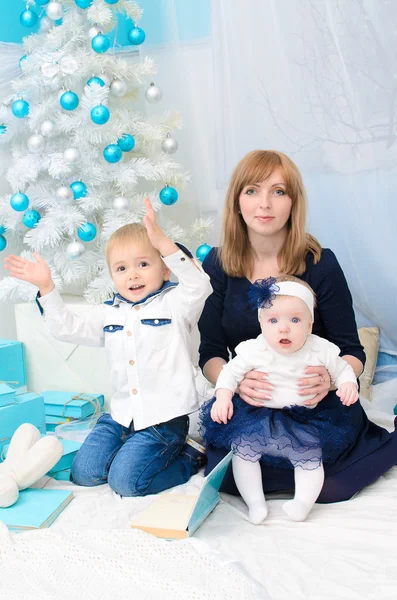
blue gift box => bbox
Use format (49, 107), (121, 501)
(0, 339), (27, 388)
(47, 438), (82, 475)
(45, 415), (73, 433)
(42, 391), (104, 419)
(0, 392), (46, 460)
(51, 469), (71, 481)
(0, 383), (16, 408)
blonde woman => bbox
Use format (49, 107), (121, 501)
(198, 150), (396, 504)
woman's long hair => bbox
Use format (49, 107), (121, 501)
(219, 150), (322, 278)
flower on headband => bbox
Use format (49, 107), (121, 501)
(248, 277), (280, 310)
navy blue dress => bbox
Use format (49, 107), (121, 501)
(198, 248), (397, 503)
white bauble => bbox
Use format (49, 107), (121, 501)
(40, 16), (53, 32)
(88, 26), (100, 40)
(112, 196), (130, 214)
(66, 241), (85, 260)
(64, 147), (81, 164)
(27, 134), (45, 153)
(56, 185), (74, 205)
(145, 83), (162, 103)
(40, 119), (56, 138)
(46, 2), (64, 21)
(161, 136), (178, 154)
(110, 79), (127, 97)
(100, 73), (111, 87)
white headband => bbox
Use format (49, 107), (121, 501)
(258, 281), (314, 318)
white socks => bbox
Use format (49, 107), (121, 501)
(232, 454), (324, 524)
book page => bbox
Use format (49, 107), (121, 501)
(131, 494), (197, 531)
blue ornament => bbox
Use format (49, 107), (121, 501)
(60, 91), (79, 111)
(78, 222), (97, 242)
(19, 55), (28, 68)
(70, 181), (87, 199)
(0, 225), (6, 235)
(0, 235), (6, 252)
(0, 125), (6, 136)
(20, 9), (38, 28)
(10, 192), (29, 212)
(36, 0), (50, 5)
(87, 76), (105, 87)
(159, 186), (178, 206)
(195, 244), (212, 262)
(104, 0), (119, 3)
(117, 134), (135, 152)
(55, 18), (63, 26)
(128, 26), (146, 46)
(91, 105), (110, 125)
(91, 34), (110, 54)
(11, 100), (30, 119)
(103, 144), (122, 163)
(75, 0), (92, 7)
(22, 209), (41, 229)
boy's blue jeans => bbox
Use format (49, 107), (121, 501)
(71, 413), (198, 496)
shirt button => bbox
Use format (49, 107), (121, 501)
(126, 330), (132, 336)
(129, 359), (135, 366)
(134, 305), (140, 311)
(181, 257), (186, 261)
(154, 319), (159, 324)
(132, 389), (138, 395)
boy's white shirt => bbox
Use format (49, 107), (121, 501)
(215, 333), (357, 409)
(38, 249), (212, 430)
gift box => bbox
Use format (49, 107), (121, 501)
(0, 339), (27, 389)
(42, 391), (104, 419)
(45, 415), (72, 433)
(0, 393), (46, 459)
(47, 438), (82, 475)
(50, 469), (71, 481)
(0, 383), (16, 408)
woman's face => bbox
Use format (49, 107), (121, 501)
(238, 168), (292, 239)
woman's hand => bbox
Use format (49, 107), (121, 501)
(4, 252), (54, 295)
(298, 365), (331, 406)
(238, 370), (273, 407)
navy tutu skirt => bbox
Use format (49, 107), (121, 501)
(199, 394), (356, 470)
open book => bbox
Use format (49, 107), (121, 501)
(131, 451), (233, 539)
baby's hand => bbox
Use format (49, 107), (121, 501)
(211, 397), (234, 424)
(4, 252), (54, 295)
(336, 382), (358, 406)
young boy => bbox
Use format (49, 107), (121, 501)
(4, 199), (212, 496)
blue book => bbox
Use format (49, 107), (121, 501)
(130, 451), (233, 539)
(0, 488), (73, 531)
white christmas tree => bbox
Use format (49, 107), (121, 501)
(0, 0), (212, 304)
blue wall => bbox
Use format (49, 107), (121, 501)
(1, 1), (210, 46)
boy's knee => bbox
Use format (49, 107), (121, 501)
(71, 455), (106, 487)
(108, 466), (149, 497)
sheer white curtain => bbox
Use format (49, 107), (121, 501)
(207, 0), (397, 354)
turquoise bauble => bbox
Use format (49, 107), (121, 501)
(75, 0), (92, 7)
(91, 105), (110, 125)
(104, 0), (119, 3)
(36, 0), (50, 5)
(103, 144), (122, 163)
(19, 55), (28, 68)
(12, 100), (30, 118)
(60, 91), (79, 111)
(22, 209), (41, 228)
(0, 235), (6, 252)
(0, 125), (6, 136)
(117, 134), (135, 152)
(70, 181), (87, 199)
(78, 222), (97, 242)
(10, 192), (29, 212)
(91, 34), (110, 54)
(159, 186), (178, 205)
(196, 244), (212, 262)
(20, 9), (38, 27)
(87, 76), (105, 87)
(128, 26), (146, 45)
(0, 225), (6, 235)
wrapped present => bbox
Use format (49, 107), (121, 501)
(0, 384), (16, 408)
(45, 415), (72, 433)
(0, 393), (46, 460)
(0, 339), (27, 389)
(47, 438), (82, 475)
(42, 391), (104, 419)
(50, 469), (71, 481)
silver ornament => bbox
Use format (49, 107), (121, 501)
(40, 16), (54, 32)
(64, 147), (81, 165)
(27, 134), (45, 153)
(88, 26), (100, 41)
(99, 73), (111, 87)
(110, 79), (127, 97)
(46, 2), (64, 21)
(67, 241), (85, 260)
(145, 83), (163, 104)
(161, 135), (178, 154)
(56, 185), (74, 205)
(112, 196), (130, 214)
(40, 119), (56, 138)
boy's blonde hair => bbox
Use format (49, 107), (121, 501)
(219, 150), (322, 278)
(105, 223), (157, 267)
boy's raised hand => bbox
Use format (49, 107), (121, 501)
(143, 197), (178, 257)
(4, 252), (54, 295)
